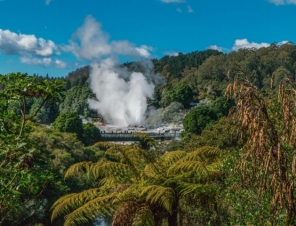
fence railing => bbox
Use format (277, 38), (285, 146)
(99, 133), (177, 141)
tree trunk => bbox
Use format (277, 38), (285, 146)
(168, 198), (179, 226)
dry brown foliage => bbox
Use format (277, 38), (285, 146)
(225, 74), (296, 225)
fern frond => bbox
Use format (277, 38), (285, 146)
(193, 146), (220, 162)
(92, 161), (133, 183)
(113, 184), (141, 203)
(51, 188), (100, 222)
(159, 150), (187, 167)
(63, 194), (115, 226)
(167, 160), (208, 177)
(179, 182), (216, 197)
(144, 163), (163, 179)
(132, 204), (155, 226)
(141, 185), (175, 214)
(64, 161), (95, 179)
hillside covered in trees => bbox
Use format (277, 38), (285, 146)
(2, 42), (296, 225)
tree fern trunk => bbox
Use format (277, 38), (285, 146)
(168, 198), (178, 226)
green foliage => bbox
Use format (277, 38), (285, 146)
(81, 123), (101, 146)
(172, 82), (193, 108)
(59, 85), (96, 117)
(210, 96), (235, 117)
(183, 106), (217, 135)
(51, 145), (221, 226)
(0, 73), (66, 225)
(183, 117), (240, 151)
(65, 66), (90, 88)
(29, 99), (60, 124)
(183, 97), (235, 136)
(52, 112), (83, 138)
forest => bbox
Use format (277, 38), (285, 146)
(2, 42), (296, 225)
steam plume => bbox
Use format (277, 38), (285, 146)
(88, 59), (154, 126)
(71, 15), (160, 126)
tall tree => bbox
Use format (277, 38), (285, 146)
(0, 73), (65, 225)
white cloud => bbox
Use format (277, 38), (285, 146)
(0, 29), (58, 57)
(267, 0), (296, 5)
(232, 39), (270, 51)
(163, 51), (180, 56)
(45, 0), (51, 5)
(187, 5), (194, 13)
(70, 15), (153, 60)
(231, 39), (290, 51)
(20, 56), (67, 68)
(161, 0), (185, 3)
(207, 45), (224, 52)
(278, 40), (289, 45)
(176, 7), (182, 12)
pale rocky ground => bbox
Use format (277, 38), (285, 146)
(92, 102), (186, 137)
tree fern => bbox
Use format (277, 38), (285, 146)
(158, 150), (187, 167)
(51, 188), (101, 222)
(63, 194), (115, 226)
(141, 185), (175, 214)
(178, 182), (216, 197)
(167, 160), (209, 178)
(64, 161), (95, 179)
(51, 145), (221, 226)
(113, 184), (141, 203)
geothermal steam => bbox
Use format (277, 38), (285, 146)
(70, 16), (158, 126)
(88, 59), (155, 126)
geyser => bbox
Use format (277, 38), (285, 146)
(69, 15), (162, 126)
(88, 58), (155, 126)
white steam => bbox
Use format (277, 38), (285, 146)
(70, 15), (161, 126)
(88, 58), (155, 126)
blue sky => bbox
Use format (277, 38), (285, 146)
(0, 0), (295, 77)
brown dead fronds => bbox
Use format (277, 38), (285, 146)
(226, 71), (296, 225)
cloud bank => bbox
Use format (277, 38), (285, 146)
(208, 39), (289, 53)
(0, 29), (58, 57)
(0, 28), (68, 68)
(232, 39), (270, 51)
(231, 39), (288, 51)
(20, 57), (67, 68)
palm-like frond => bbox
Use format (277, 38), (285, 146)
(92, 161), (133, 183)
(158, 150), (187, 167)
(178, 182), (216, 197)
(191, 146), (220, 163)
(51, 188), (101, 222)
(141, 185), (175, 214)
(64, 161), (95, 179)
(51, 144), (221, 225)
(143, 163), (163, 179)
(113, 184), (141, 203)
(167, 160), (209, 178)
(63, 194), (115, 226)
(166, 147), (220, 179)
